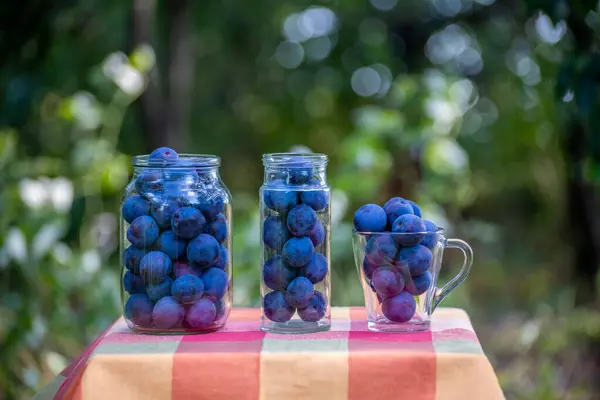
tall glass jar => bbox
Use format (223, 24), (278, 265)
(259, 153), (331, 333)
(120, 154), (232, 334)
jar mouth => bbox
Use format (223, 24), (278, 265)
(352, 228), (446, 236)
(132, 154), (221, 168)
(262, 153), (328, 168)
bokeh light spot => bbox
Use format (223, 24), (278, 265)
(283, 7), (337, 43)
(424, 137), (469, 175)
(456, 47), (483, 76)
(535, 12), (566, 45)
(304, 36), (333, 61)
(432, 0), (462, 17)
(369, 0), (398, 11)
(351, 67), (382, 97)
(276, 41), (304, 69)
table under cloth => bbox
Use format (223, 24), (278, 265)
(34, 307), (504, 400)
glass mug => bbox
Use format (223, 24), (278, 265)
(352, 228), (473, 332)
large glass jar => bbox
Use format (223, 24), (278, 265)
(259, 153), (331, 333)
(120, 153), (232, 334)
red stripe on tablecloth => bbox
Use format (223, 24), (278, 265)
(347, 308), (437, 400)
(171, 330), (265, 400)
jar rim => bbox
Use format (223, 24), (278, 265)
(262, 153), (327, 168)
(132, 154), (221, 168)
(352, 227), (446, 236)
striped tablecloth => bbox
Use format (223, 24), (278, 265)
(34, 307), (504, 400)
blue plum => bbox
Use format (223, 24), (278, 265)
(371, 267), (405, 299)
(147, 277), (173, 301)
(214, 298), (227, 321)
(171, 206), (205, 239)
(288, 169), (312, 185)
(171, 274), (205, 304)
(151, 198), (182, 230)
(126, 215), (159, 249)
(156, 230), (187, 260)
(201, 267), (228, 300)
(300, 189), (328, 211)
(197, 195), (225, 220)
(365, 234), (398, 265)
(164, 168), (199, 182)
(123, 245), (147, 274)
(152, 296), (185, 329)
(407, 200), (422, 218)
(122, 195), (150, 224)
(139, 251), (173, 284)
(392, 214), (426, 246)
(420, 220), (439, 249)
(123, 271), (145, 294)
(173, 261), (202, 278)
(405, 271), (432, 296)
(297, 290), (326, 322)
(264, 180), (298, 213)
(162, 180), (199, 206)
(308, 219), (325, 247)
(300, 253), (328, 284)
(287, 204), (317, 237)
(383, 197), (414, 228)
(397, 244), (432, 276)
(263, 255), (297, 291)
(282, 237), (314, 267)
(187, 234), (220, 268)
(264, 291), (294, 323)
(212, 246), (229, 270)
(285, 277), (314, 308)
(186, 298), (217, 329)
(267, 170), (288, 181)
(149, 147), (179, 163)
(263, 216), (289, 251)
(196, 171), (217, 186)
(363, 257), (379, 280)
(208, 213), (228, 244)
(353, 204), (387, 232)
(124, 293), (154, 327)
(381, 291), (417, 323)
(135, 169), (163, 194)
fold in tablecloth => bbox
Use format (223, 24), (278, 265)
(34, 307), (504, 400)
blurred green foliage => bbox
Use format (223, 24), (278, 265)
(2, 0), (600, 398)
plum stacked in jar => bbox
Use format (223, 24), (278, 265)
(121, 148), (232, 334)
(260, 153), (331, 334)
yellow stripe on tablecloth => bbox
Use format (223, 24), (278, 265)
(260, 352), (349, 400)
(81, 353), (174, 400)
(260, 307), (350, 400)
(431, 308), (475, 332)
(331, 306), (351, 331)
(435, 353), (505, 400)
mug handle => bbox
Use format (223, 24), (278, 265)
(431, 238), (474, 312)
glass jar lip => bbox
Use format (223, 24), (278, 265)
(352, 227), (446, 236)
(132, 154), (221, 168)
(262, 153), (327, 168)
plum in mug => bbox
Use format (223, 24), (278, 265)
(353, 218), (473, 332)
